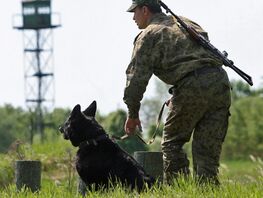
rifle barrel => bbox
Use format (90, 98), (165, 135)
(159, 0), (253, 86)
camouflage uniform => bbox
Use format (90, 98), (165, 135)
(123, 12), (231, 184)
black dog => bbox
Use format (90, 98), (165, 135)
(59, 101), (155, 191)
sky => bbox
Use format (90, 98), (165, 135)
(0, 0), (262, 115)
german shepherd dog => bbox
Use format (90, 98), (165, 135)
(59, 101), (155, 191)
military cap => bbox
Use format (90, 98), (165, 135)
(127, 0), (160, 12)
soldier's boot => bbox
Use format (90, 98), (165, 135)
(163, 164), (190, 185)
(162, 145), (190, 185)
(194, 171), (220, 186)
(192, 146), (222, 187)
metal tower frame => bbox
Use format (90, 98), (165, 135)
(13, 0), (61, 141)
(23, 29), (55, 141)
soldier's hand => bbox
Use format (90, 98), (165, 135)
(124, 118), (142, 136)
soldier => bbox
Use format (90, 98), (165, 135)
(123, 0), (231, 185)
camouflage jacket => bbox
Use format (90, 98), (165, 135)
(123, 12), (222, 118)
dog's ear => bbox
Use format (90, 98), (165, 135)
(83, 101), (97, 117)
(71, 104), (81, 117)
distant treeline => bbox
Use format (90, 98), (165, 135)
(0, 80), (262, 160)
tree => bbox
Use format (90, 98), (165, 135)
(43, 107), (71, 142)
(222, 96), (263, 159)
(141, 79), (170, 127)
(0, 104), (30, 153)
(0, 104), (73, 151)
(231, 80), (263, 101)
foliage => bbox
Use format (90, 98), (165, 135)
(0, 154), (14, 188)
(147, 124), (164, 139)
(0, 103), (148, 157)
(141, 98), (163, 127)
(0, 79), (263, 196)
(0, 138), (263, 196)
(43, 107), (70, 142)
(231, 79), (263, 101)
(0, 138), (77, 189)
(0, 79), (263, 160)
(0, 105), (30, 152)
(146, 124), (163, 152)
(0, 171), (262, 197)
(0, 106), (70, 153)
(141, 79), (170, 128)
(0, 140), (33, 188)
(143, 80), (263, 160)
(101, 109), (148, 154)
(222, 96), (263, 159)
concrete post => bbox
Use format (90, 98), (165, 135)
(15, 160), (41, 192)
(134, 151), (163, 182)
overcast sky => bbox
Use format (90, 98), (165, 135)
(0, 0), (262, 114)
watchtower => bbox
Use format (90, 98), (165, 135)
(13, 0), (61, 142)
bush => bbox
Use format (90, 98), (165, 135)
(222, 97), (263, 160)
(0, 154), (14, 188)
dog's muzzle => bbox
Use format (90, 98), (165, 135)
(59, 125), (64, 133)
(59, 125), (70, 140)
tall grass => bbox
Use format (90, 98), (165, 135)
(0, 139), (76, 188)
(0, 140), (262, 197)
(0, 175), (262, 198)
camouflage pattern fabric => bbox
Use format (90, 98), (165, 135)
(162, 70), (231, 184)
(123, 12), (231, 184)
(123, 13), (222, 118)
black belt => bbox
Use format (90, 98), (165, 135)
(169, 66), (223, 94)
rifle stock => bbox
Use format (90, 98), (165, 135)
(159, 0), (253, 86)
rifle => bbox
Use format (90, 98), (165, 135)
(159, 1), (253, 86)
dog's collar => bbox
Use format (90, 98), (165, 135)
(79, 134), (109, 147)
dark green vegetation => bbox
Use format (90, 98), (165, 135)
(0, 140), (262, 197)
(0, 80), (262, 196)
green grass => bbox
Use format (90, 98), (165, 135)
(0, 140), (263, 197)
(220, 158), (263, 183)
(0, 176), (262, 198)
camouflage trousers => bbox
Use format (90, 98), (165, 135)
(161, 68), (231, 185)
